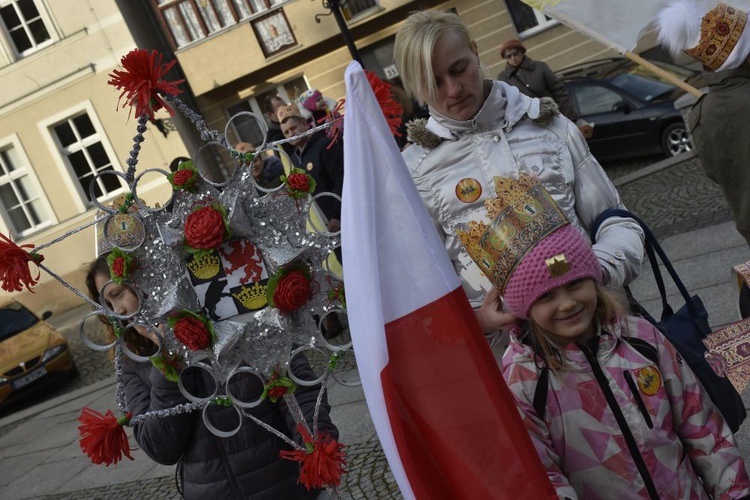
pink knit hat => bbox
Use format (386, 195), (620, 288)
(504, 224), (602, 319)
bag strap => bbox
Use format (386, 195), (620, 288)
(591, 208), (697, 320)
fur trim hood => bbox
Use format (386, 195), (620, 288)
(406, 80), (559, 148)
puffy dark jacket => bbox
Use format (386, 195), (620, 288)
(291, 132), (344, 221)
(498, 57), (578, 122)
(123, 358), (337, 500)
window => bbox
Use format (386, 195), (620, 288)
(0, 0), (53, 57)
(226, 77), (308, 147)
(571, 84), (625, 116)
(251, 9), (296, 57)
(0, 143), (51, 237)
(52, 113), (125, 204)
(342, 0), (379, 21)
(505, 0), (557, 38)
(153, 0), (291, 49)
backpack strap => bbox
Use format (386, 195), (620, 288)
(533, 366), (550, 420)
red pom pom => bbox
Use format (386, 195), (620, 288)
(280, 424), (347, 490)
(77, 407), (134, 466)
(108, 49), (185, 120)
(365, 70), (403, 137)
(0, 232), (43, 293)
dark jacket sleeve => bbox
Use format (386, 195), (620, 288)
(123, 361), (196, 465)
(541, 61), (578, 122)
(321, 141), (345, 219)
(280, 354), (339, 446)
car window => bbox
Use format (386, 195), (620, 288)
(572, 84), (624, 115)
(608, 74), (675, 102)
(0, 304), (39, 340)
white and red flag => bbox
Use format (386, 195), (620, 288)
(341, 62), (555, 499)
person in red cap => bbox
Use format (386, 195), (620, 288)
(497, 38), (588, 135)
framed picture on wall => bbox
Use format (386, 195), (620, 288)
(251, 10), (297, 57)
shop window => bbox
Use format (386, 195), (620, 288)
(505, 0), (557, 38)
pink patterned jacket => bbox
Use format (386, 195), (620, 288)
(502, 315), (750, 499)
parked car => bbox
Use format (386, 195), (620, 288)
(557, 57), (699, 162)
(0, 300), (77, 406)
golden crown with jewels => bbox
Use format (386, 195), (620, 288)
(456, 173), (568, 293)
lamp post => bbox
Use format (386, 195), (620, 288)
(314, 0), (364, 66)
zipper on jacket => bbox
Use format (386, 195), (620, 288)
(623, 370), (654, 429)
(580, 341), (660, 500)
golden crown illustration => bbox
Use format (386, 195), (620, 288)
(456, 173), (568, 292)
(187, 253), (221, 280)
(232, 281), (269, 310)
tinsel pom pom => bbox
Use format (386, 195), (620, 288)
(108, 49), (185, 120)
(0, 232), (43, 293)
(77, 407), (134, 466)
(280, 423), (347, 490)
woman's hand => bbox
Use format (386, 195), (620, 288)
(475, 287), (517, 334)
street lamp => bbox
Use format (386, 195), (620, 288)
(314, 0), (364, 66)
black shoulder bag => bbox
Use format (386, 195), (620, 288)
(592, 208), (746, 433)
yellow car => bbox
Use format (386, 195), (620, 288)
(0, 300), (77, 406)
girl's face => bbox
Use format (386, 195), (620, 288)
(94, 272), (139, 317)
(529, 278), (598, 347)
(315, 95), (326, 111)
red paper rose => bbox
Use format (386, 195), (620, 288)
(112, 257), (125, 277)
(173, 169), (193, 186)
(273, 271), (311, 312)
(287, 173), (310, 192)
(184, 206), (226, 250)
(173, 316), (212, 351)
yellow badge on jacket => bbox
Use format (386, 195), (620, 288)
(455, 178), (482, 203)
(306, 162), (314, 172)
(636, 366), (662, 396)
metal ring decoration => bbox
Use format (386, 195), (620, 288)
(177, 361), (219, 403)
(323, 246), (344, 281)
(330, 354), (362, 388)
(306, 192), (342, 237)
(287, 345), (328, 387)
(223, 111), (269, 153)
(79, 310), (118, 351)
(202, 398), (243, 438)
(102, 212), (146, 251)
(193, 140), (239, 188)
(316, 308), (352, 352)
(132, 168), (174, 213)
(250, 145), (291, 194)
(98, 279), (142, 320)
(224, 366), (265, 409)
(89, 170), (132, 213)
(120, 320), (162, 363)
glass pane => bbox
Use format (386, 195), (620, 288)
(84, 174), (99, 201)
(55, 121), (76, 148)
(164, 7), (191, 47)
(10, 28), (31, 53)
(232, 0), (251, 18)
(28, 18), (49, 44)
(73, 114), (95, 139)
(87, 142), (110, 168)
(27, 198), (47, 225)
(576, 86), (623, 115)
(1, 147), (22, 172)
(506, 0), (540, 33)
(213, 0), (235, 27)
(0, 183), (20, 207)
(8, 206), (30, 233)
(69, 150), (91, 178)
(179, 3), (204, 41)
(0, 4), (20, 29)
(15, 175), (33, 201)
(101, 167), (121, 193)
(197, 2), (221, 33)
(18, 0), (40, 20)
(283, 77), (308, 103)
(248, 0), (267, 13)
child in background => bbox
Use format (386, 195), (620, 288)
(457, 175), (750, 499)
(297, 89), (341, 140)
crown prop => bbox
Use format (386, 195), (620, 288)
(686, 3), (748, 71)
(0, 49), (414, 491)
(457, 174), (569, 293)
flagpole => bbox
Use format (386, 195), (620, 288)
(624, 51), (704, 98)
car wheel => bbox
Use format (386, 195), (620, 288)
(661, 122), (692, 157)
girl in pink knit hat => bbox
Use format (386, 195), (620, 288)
(458, 175), (749, 499)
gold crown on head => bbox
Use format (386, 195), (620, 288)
(456, 173), (568, 293)
(232, 281), (268, 310)
(686, 3), (747, 71)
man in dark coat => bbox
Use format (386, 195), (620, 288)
(497, 38), (581, 124)
(278, 104), (344, 233)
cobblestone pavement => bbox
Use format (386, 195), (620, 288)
(6, 152), (731, 499)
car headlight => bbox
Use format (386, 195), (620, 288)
(41, 344), (68, 364)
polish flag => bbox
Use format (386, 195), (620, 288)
(341, 62), (556, 499)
